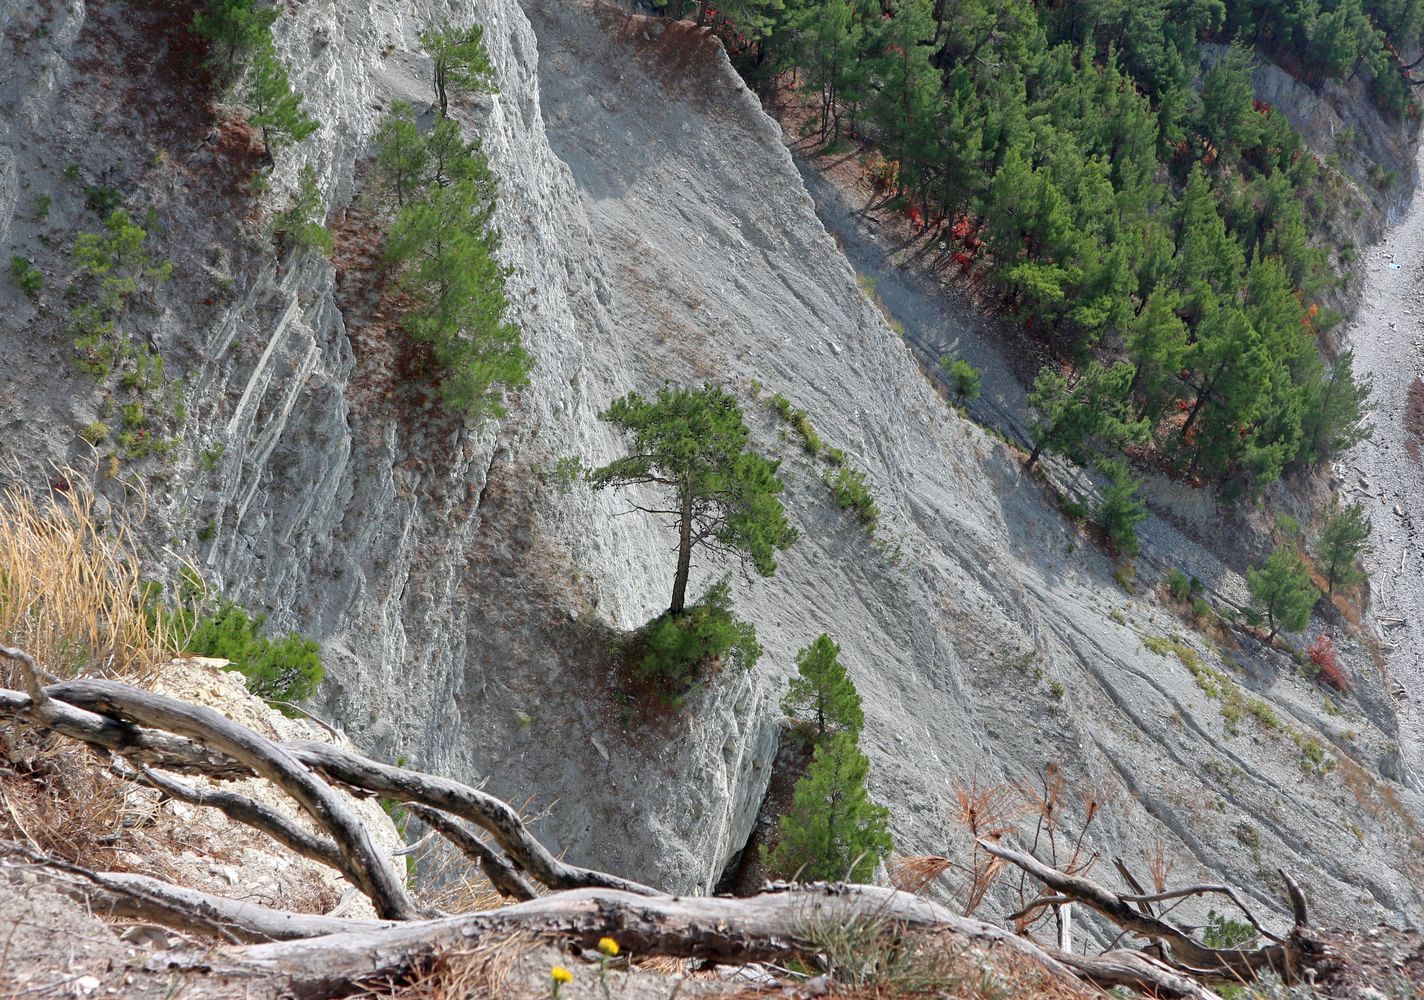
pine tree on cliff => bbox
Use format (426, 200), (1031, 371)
(420, 22), (498, 117)
(782, 634), (863, 740)
(243, 41), (318, 162)
(1246, 544), (1317, 640)
(1315, 501), (1371, 593)
(766, 730), (892, 883)
(589, 385), (797, 615)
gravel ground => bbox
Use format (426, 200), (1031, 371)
(1342, 148), (1424, 791)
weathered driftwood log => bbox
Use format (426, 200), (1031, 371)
(47, 678), (420, 921)
(282, 739), (660, 897)
(403, 802), (538, 901)
(979, 838), (1296, 983)
(113, 762), (350, 878)
(2, 679), (657, 899)
(11, 839), (1218, 999)
(0, 667), (1308, 1000)
(146, 883), (1087, 998)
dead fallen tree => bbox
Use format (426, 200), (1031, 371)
(0, 651), (1333, 998)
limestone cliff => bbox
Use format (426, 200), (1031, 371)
(2, 0), (1422, 937)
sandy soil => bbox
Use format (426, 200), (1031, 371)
(1341, 145), (1424, 790)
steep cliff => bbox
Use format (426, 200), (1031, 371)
(2, 0), (1422, 938)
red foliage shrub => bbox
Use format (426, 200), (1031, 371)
(1309, 635), (1351, 694)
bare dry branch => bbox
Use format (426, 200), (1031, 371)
(47, 678), (420, 920)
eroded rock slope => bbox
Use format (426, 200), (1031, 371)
(1, 0), (1421, 934)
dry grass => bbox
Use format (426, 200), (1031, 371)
(887, 854), (953, 896)
(357, 934), (531, 999)
(0, 476), (178, 685)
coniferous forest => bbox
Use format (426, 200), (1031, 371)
(698, 0), (1424, 496)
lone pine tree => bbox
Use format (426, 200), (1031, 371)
(1315, 501), (1371, 593)
(243, 41), (318, 161)
(420, 22), (497, 117)
(766, 730), (892, 883)
(1247, 545), (1318, 640)
(782, 633), (863, 739)
(589, 385), (797, 615)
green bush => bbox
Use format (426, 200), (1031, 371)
(272, 165), (332, 254)
(10, 256), (43, 298)
(939, 354), (981, 401)
(1164, 567), (1200, 603)
(185, 600), (324, 708)
(769, 392), (822, 456)
(1202, 910), (1258, 950)
(824, 465), (879, 535)
(632, 579), (760, 701)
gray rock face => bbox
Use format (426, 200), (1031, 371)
(2, 0), (1422, 936)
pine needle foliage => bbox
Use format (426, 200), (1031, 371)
(1315, 500), (1371, 593)
(1246, 545), (1318, 640)
(375, 101), (531, 419)
(765, 730), (893, 883)
(420, 22), (498, 116)
(243, 40), (319, 161)
(782, 633), (863, 739)
(589, 384), (797, 615)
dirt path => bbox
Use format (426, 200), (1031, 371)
(1342, 147), (1424, 789)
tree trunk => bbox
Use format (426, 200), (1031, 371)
(669, 482), (695, 614)
(1025, 437), (1046, 469)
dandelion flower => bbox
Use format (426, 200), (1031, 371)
(597, 937), (619, 957)
(551, 966), (573, 984)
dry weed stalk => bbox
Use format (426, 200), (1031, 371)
(1010, 764), (1105, 934)
(888, 854), (953, 896)
(0, 476), (176, 685)
(949, 774), (1028, 916)
(1144, 836), (1174, 894)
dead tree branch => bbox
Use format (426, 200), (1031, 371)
(112, 761), (349, 879)
(282, 739), (659, 897)
(979, 839), (1296, 982)
(404, 803), (538, 901)
(47, 678), (420, 920)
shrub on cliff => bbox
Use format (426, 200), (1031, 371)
(765, 730), (892, 883)
(186, 600), (323, 709)
(631, 579), (760, 703)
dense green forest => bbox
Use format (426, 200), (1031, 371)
(696, 0), (1424, 496)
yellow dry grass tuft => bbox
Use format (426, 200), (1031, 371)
(888, 854), (953, 896)
(0, 476), (178, 684)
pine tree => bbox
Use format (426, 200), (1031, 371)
(589, 385), (798, 615)
(192, 0), (278, 69)
(1094, 457), (1148, 556)
(1246, 545), (1317, 640)
(1315, 501), (1371, 593)
(940, 354), (982, 401)
(243, 40), (319, 161)
(782, 634), (863, 739)
(765, 731), (892, 882)
(1298, 352), (1373, 467)
(420, 22), (497, 117)
(377, 109), (532, 419)
(1126, 287), (1189, 422)
(1024, 361), (1149, 469)
(374, 102), (430, 208)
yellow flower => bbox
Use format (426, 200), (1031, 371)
(551, 966), (573, 984)
(597, 937), (619, 957)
